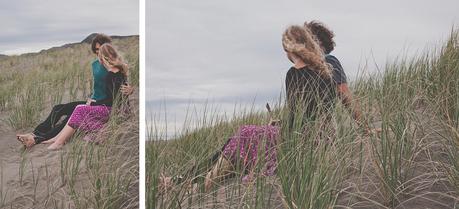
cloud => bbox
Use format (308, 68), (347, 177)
(147, 0), (459, 132)
(0, 0), (138, 55)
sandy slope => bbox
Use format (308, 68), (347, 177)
(156, 113), (459, 209)
(0, 110), (79, 209)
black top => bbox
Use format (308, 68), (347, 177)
(325, 54), (347, 85)
(285, 66), (336, 126)
(91, 71), (127, 107)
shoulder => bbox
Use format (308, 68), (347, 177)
(92, 59), (100, 66)
(287, 66), (314, 75)
(325, 54), (345, 74)
(325, 54), (340, 64)
(286, 67), (297, 78)
(298, 66), (319, 77)
(286, 67), (296, 74)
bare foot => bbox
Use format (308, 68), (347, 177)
(204, 172), (213, 192)
(47, 142), (64, 151)
(16, 134), (35, 148)
(158, 174), (173, 194)
(16, 133), (32, 142)
(16, 135), (24, 143)
(41, 138), (56, 144)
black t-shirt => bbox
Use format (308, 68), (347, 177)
(91, 72), (127, 107)
(325, 54), (347, 85)
(285, 66), (336, 123)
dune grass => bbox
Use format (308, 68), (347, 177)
(0, 36), (139, 209)
(147, 30), (459, 208)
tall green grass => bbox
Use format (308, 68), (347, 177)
(147, 30), (459, 208)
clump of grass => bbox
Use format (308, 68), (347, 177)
(368, 110), (421, 206)
(0, 162), (9, 208)
(30, 161), (39, 204)
(7, 84), (45, 129)
(18, 150), (28, 186)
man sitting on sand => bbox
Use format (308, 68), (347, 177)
(16, 33), (134, 148)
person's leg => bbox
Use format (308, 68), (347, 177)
(47, 105), (111, 150)
(204, 156), (234, 192)
(46, 124), (76, 150)
(16, 101), (85, 147)
(33, 101), (85, 136)
(46, 104), (86, 150)
(35, 115), (70, 144)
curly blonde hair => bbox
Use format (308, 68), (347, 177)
(282, 25), (332, 79)
(98, 43), (129, 77)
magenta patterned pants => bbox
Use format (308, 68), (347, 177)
(68, 105), (111, 132)
(222, 125), (280, 177)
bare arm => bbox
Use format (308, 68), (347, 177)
(336, 83), (363, 126)
(337, 84), (381, 135)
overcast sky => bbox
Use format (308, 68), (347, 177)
(149, 0), (458, 136)
(0, 0), (138, 55)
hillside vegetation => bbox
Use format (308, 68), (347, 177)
(147, 30), (459, 208)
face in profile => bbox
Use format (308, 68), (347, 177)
(94, 43), (101, 55)
(286, 51), (295, 63)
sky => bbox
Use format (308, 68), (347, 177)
(0, 0), (138, 55)
(148, 0), (458, 137)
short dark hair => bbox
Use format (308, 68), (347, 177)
(305, 21), (335, 54)
(91, 34), (112, 53)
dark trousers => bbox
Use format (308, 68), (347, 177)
(33, 101), (85, 143)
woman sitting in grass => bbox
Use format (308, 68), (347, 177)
(45, 43), (129, 150)
(284, 25), (337, 134)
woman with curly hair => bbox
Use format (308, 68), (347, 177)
(46, 43), (129, 150)
(283, 25), (337, 131)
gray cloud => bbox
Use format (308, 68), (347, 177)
(0, 0), (138, 54)
(147, 0), (458, 132)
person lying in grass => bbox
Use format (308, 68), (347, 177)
(203, 104), (281, 191)
(16, 34), (134, 148)
(158, 104), (281, 193)
(45, 43), (129, 150)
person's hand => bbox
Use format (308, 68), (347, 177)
(86, 98), (96, 105)
(121, 84), (134, 96)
